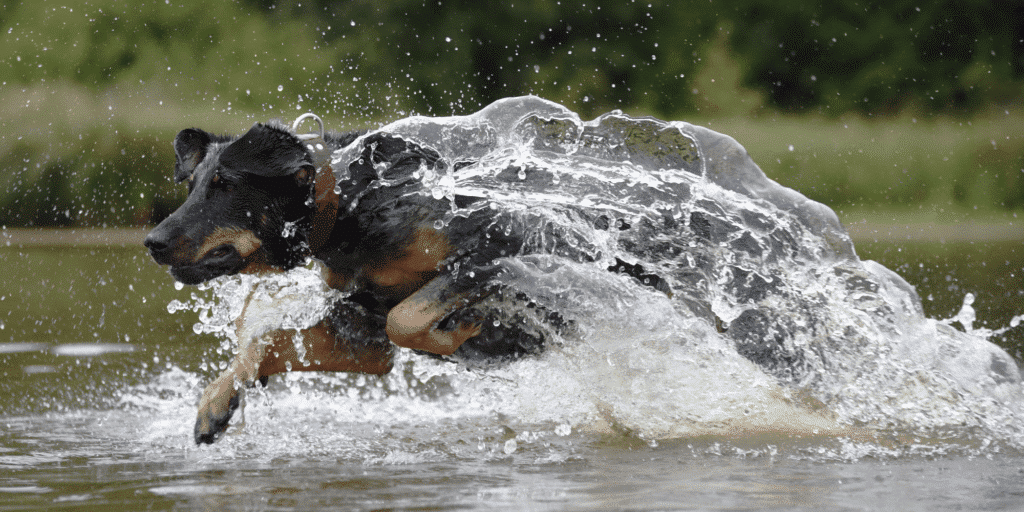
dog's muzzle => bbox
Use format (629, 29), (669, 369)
(144, 229), (247, 285)
(143, 230), (180, 266)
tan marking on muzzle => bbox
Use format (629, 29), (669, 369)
(195, 227), (263, 261)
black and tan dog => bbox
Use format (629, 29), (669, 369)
(147, 116), (636, 444)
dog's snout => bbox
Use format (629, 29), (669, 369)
(143, 232), (168, 253)
(144, 228), (180, 265)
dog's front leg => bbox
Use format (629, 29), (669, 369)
(194, 317), (395, 444)
(194, 326), (271, 445)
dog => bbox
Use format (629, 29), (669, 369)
(145, 114), (675, 444)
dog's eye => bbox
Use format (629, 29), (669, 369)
(209, 246), (232, 258)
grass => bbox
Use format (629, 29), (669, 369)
(698, 110), (1024, 212)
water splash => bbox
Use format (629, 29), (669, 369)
(178, 96), (1023, 453)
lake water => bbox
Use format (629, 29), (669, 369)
(1, 235), (1022, 511)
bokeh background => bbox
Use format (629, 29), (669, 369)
(1, 0), (1021, 227)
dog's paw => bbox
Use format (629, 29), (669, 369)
(194, 377), (242, 445)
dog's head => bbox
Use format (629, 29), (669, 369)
(145, 122), (318, 284)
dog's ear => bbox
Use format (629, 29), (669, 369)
(219, 123), (311, 178)
(173, 128), (214, 183)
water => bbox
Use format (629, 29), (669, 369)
(2, 97), (1024, 510)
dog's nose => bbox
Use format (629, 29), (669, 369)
(144, 231), (179, 265)
(144, 232), (168, 254)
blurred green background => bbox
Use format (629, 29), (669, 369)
(1, 0), (1022, 227)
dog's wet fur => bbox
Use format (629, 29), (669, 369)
(147, 121), (609, 443)
(147, 120), (801, 445)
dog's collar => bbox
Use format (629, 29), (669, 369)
(292, 114), (338, 254)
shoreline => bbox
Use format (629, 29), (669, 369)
(2, 221), (1021, 248)
(1, 228), (152, 247)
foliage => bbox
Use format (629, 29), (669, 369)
(1, 0), (1021, 117)
(725, 0), (1024, 115)
(246, 0), (718, 118)
(0, 1), (337, 113)
(244, 0), (1023, 117)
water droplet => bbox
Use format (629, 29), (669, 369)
(503, 439), (517, 454)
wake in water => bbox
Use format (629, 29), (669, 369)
(169, 96), (1023, 454)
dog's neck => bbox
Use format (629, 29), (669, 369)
(306, 139), (338, 253)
